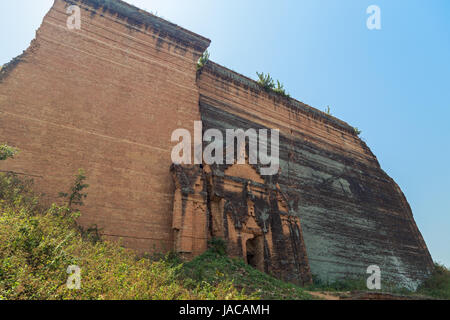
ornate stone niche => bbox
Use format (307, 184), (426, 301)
(170, 164), (208, 260)
(171, 162), (312, 285)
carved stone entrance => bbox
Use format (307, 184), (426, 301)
(245, 235), (264, 271)
(170, 162), (313, 285)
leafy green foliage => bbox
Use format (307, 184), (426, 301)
(354, 127), (362, 136)
(207, 237), (227, 256)
(0, 174), (250, 300)
(306, 275), (368, 292)
(417, 263), (450, 299)
(0, 173), (40, 215)
(256, 72), (275, 91)
(181, 249), (313, 300)
(59, 169), (89, 208)
(273, 80), (290, 98)
(0, 144), (18, 161)
(307, 265), (450, 300)
(197, 50), (210, 71)
(0, 151), (311, 301)
(256, 72), (290, 98)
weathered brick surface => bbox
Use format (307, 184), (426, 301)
(197, 62), (433, 288)
(171, 163), (312, 285)
(0, 0), (209, 253)
(0, 0), (433, 288)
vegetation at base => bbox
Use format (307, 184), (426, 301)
(306, 264), (450, 300)
(1, 144), (448, 300)
(417, 263), (450, 299)
(306, 275), (368, 293)
(256, 72), (290, 98)
(305, 274), (403, 294)
(0, 147), (308, 300)
(180, 238), (312, 300)
(197, 50), (210, 71)
(0, 167), (248, 300)
(305, 276), (410, 296)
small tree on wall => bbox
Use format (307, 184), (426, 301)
(59, 169), (89, 209)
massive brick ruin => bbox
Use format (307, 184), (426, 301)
(0, 0), (434, 288)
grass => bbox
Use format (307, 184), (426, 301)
(305, 266), (450, 300)
(417, 263), (450, 299)
(256, 72), (290, 98)
(0, 172), (250, 300)
(305, 276), (368, 293)
(1, 170), (448, 300)
(0, 171), (313, 300)
(181, 248), (313, 300)
(0, 143), (448, 300)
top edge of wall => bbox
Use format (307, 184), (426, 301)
(201, 61), (357, 135)
(62, 0), (356, 135)
(64, 0), (211, 52)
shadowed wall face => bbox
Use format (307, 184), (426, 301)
(197, 63), (433, 289)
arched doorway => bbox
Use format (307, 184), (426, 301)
(245, 235), (264, 272)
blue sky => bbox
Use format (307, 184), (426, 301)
(1, 0), (449, 267)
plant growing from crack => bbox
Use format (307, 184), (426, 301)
(256, 72), (275, 91)
(256, 72), (290, 98)
(197, 50), (210, 71)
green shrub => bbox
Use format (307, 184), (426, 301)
(307, 275), (367, 292)
(417, 263), (450, 299)
(0, 173), (39, 213)
(181, 249), (312, 300)
(0, 173), (250, 300)
(256, 72), (275, 91)
(0, 144), (18, 161)
(197, 50), (210, 71)
(273, 80), (290, 98)
(208, 238), (227, 256)
(256, 73), (290, 98)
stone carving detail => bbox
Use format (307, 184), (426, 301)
(171, 161), (312, 285)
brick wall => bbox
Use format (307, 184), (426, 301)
(0, 0), (209, 253)
(197, 62), (433, 288)
(0, 0), (433, 288)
